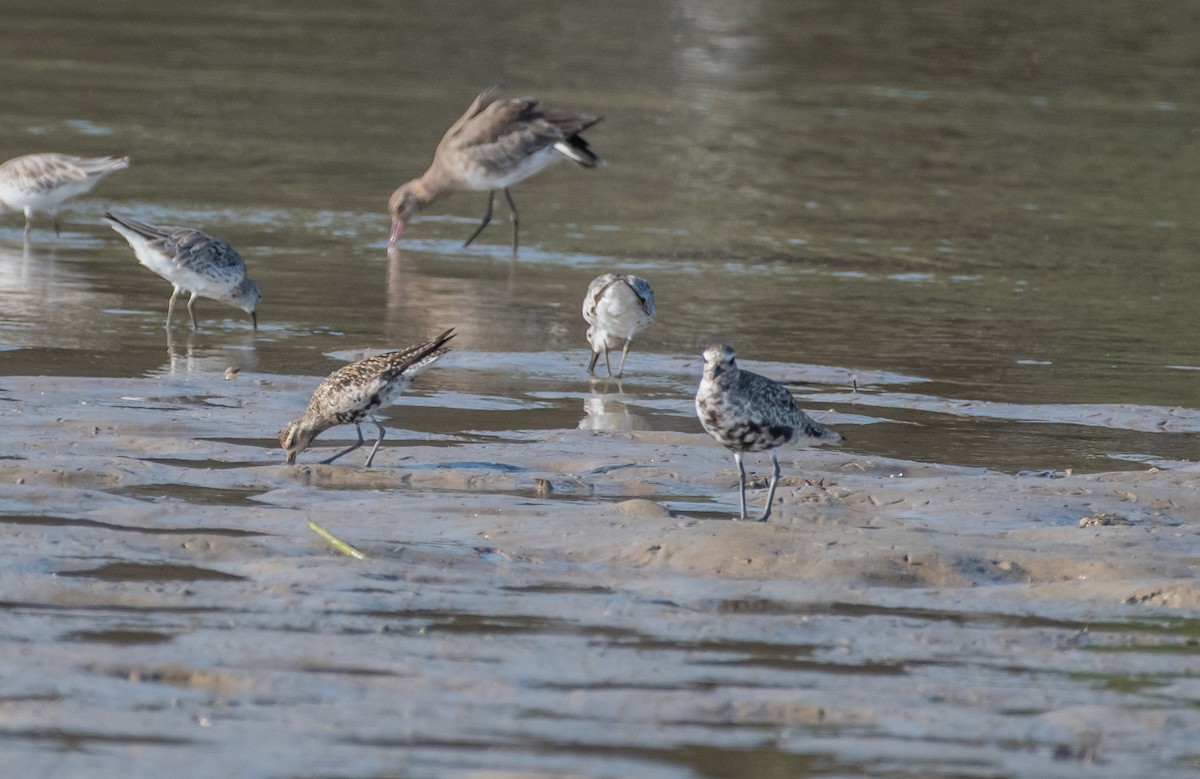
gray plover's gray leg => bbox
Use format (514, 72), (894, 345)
(734, 452), (749, 521)
(759, 452), (782, 522)
(363, 418), (387, 468)
(603, 347), (614, 379)
(166, 287), (181, 329)
(503, 187), (519, 253)
(463, 190), (496, 248)
(186, 291), (200, 330)
(322, 423), (366, 465)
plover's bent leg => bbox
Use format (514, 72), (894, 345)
(363, 418), (387, 468)
(322, 423), (366, 464)
(503, 187), (520, 253)
(759, 452), (782, 522)
(166, 287), (181, 329)
(734, 451), (749, 521)
(186, 291), (200, 330)
(463, 190), (496, 248)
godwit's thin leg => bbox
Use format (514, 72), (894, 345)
(363, 418), (387, 468)
(503, 187), (520, 253)
(463, 190), (495, 248)
(321, 423), (366, 465)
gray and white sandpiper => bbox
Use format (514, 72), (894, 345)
(0, 153), (129, 236)
(389, 88), (601, 252)
(582, 273), (656, 378)
(279, 329), (456, 467)
(695, 344), (842, 522)
(104, 212), (261, 331)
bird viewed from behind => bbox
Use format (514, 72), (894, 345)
(582, 273), (656, 378)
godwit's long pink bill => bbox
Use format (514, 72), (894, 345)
(388, 89), (601, 253)
(0, 153), (129, 237)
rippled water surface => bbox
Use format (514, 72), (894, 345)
(2, 2), (1199, 777)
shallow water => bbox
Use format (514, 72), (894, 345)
(1, 2), (1199, 777)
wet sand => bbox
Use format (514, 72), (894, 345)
(2, 369), (1198, 778)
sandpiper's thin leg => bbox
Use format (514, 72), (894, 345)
(587, 350), (601, 375)
(186, 291), (200, 330)
(616, 339), (633, 378)
(53, 213), (61, 237)
(734, 452), (749, 521)
(759, 452), (782, 522)
(602, 347), (614, 378)
(322, 423), (366, 464)
(503, 187), (520, 253)
(463, 190), (495, 247)
(166, 287), (181, 329)
(363, 418), (387, 468)
(23, 209), (33, 237)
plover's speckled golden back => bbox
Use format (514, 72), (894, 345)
(0, 153), (129, 236)
(105, 212), (261, 331)
(695, 344), (841, 521)
(582, 273), (655, 378)
(280, 329), (456, 467)
(388, 88), (601, 252)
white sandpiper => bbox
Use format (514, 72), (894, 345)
(279, 329), (456, 467)
(582, 273), (656, 378)
(104, 212), (261, 331)
(0, 153), (129, 236)
(388, 88), (601, 252)
(695, 344), (842, 521)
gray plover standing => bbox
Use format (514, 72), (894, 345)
(582, 273), (656, 378)
(104, 212), (261, 331)
(279, 329), (455, 467)
(695, 344), (842, 522)
(388, 88), (601, 252)
(0, 153), (129, 236)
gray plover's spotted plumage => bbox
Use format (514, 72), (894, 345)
(104, 212), (261, 331)
(582, 273), (656, 378)
(279, 329), (455, 467)
(0, 153), (129, 236)
(389, 88), (601, 252)
(695, 344), (842, 522)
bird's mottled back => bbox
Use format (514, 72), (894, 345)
(279, 329), (456, 466)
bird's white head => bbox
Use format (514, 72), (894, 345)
(230, 278), (262, 330)
(701, 344), (737, 378)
